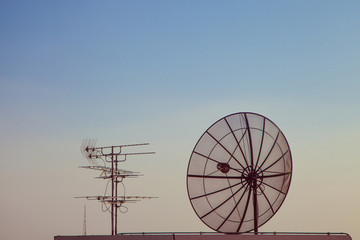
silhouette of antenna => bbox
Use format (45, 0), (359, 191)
(77, 139), (156, 235)
(82, 204), (86, 236)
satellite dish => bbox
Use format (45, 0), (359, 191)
(187, 112), (292, 233)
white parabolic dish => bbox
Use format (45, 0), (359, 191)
(187, 112), (292, 233)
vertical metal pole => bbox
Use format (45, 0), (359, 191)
(253, 181), (258, 234)
(245, 113), (258, 234)
(115, 152), (118, 235)
(83, 204), (86, 235)
(111, 146), (114, 235)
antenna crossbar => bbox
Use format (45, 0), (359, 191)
(88, 143), (150, 150)
(79, 166), (140, 174)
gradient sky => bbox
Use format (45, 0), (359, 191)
(0, 1), (359, 240)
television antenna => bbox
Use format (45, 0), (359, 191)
(187, 112), (292, 234)
(77, 140), (156, 235)
(82, 204), (86, 236)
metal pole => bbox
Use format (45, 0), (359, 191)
(111, 146), (114, 235)
(115, 153), (118, 235)
(253, 181), (258, 234)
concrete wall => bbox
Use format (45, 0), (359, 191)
(55, 233), (352, 240)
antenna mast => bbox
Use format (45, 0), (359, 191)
(78, 140), (156, 235)
(82, 204), (86, 236)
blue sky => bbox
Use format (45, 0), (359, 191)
(0, 1), (359, 240)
